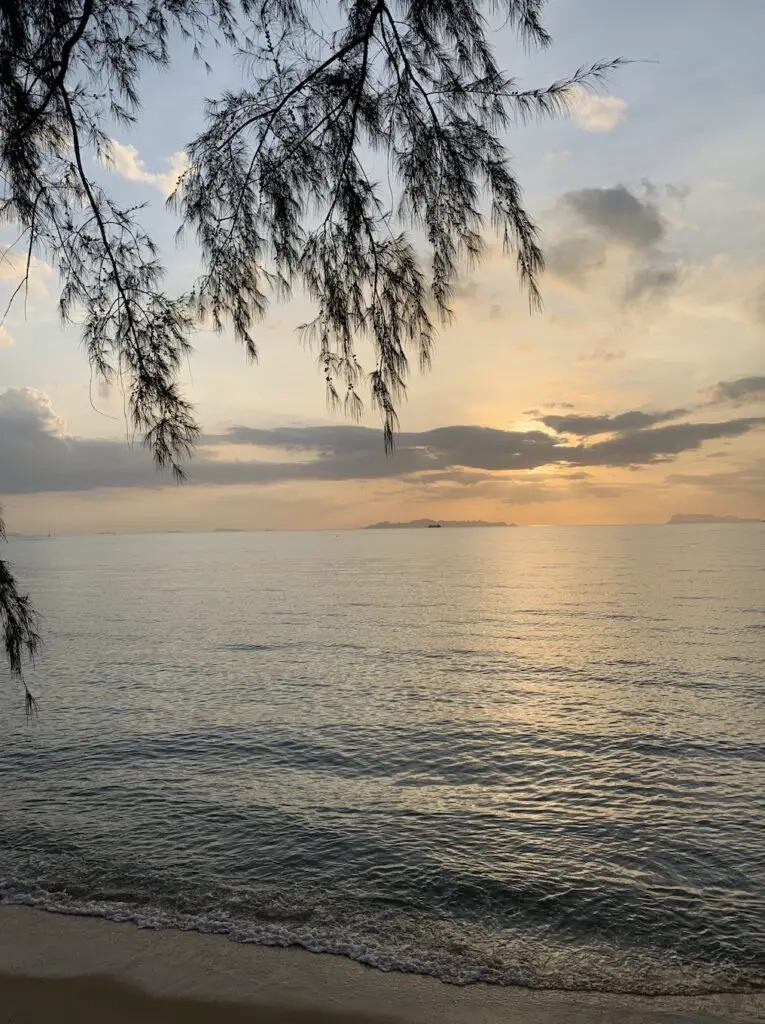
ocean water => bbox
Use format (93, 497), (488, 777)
(1, 526), (764, 996)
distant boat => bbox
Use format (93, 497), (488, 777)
(427, 523), (442, 528)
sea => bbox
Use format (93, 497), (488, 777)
(1, 525), (764, 996)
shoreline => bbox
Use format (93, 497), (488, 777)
(1, 905), (763, 1023)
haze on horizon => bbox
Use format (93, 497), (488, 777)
(2, 0), (764, 535)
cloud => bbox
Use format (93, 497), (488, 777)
(541, 409), (687, 437)
(451, 278), (480, 299)
(567, 85), (627, 133)
(215, 423), (573, 474)
(576, 350), (626, 363)
(548, 184), (686, 308)
(711, 375), (765, 404)
(397, 469), (627, 509)
(0, 387), (64, 432)
(753, 288), (765, 325)
(2, 390), (764, 495)
(104, 140), (189, 196)
(665, 184), (692, 203)
(667, 459), (765, 497)
(545, 236), (606, 285)
(0, 326), (13, 348)
(575, 419), (765, 467)
(399, 471), (569, 507)
(562, 185), (665, 250)
(0, 388), (154, 494)
(0, 248), (54, 299)
(623, 264), (682, 305)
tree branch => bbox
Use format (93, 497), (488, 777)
(60, 87), (144, 370)
(18, 0), (94, 137)
(218, 23), (377, 149)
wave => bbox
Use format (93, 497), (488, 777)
(2, 884), (760, 998)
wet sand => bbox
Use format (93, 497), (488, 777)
(1, 905), (762, 1023)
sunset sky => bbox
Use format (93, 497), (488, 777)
(2, 0), (764, 533)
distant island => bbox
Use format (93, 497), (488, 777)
(364, 519), (514, 529)
(668, 514), (762, 525)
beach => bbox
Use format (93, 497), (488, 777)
(1, 906), (763, 1023)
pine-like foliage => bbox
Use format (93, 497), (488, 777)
(0, 0), (622, 689)
(0, 506), (40, 712)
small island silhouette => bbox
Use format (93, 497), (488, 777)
(364, 518), (514, 529)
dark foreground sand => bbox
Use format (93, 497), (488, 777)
(1, 906), (762, 1024)
(1, 974), (399, 1024)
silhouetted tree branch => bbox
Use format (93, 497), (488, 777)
(0, 0), (624, 695)
(0, 506), (40, 714)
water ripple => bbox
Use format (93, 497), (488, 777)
(2, 527), (764, 995)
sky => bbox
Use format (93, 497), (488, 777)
(2, 0), (764, 533)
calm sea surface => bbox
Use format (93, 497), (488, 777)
(1, 526), (764, 994)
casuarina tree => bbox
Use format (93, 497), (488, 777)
(0, 0), (622, 694)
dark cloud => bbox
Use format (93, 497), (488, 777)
(624, 264), (681, 305)
(541, 409), (687, 437)
(711, 376), (765, 404)
(577, 419), (765, 467)
(548, 183), (684, 306)
(562, 185), (665, 250)
(2, 389), (763, 494)
(217, 423), (574, 474)
(0, 388), (162, 494)
(545, 236), (606, 284)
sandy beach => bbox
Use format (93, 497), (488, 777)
(1, 906), (763, 1023)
